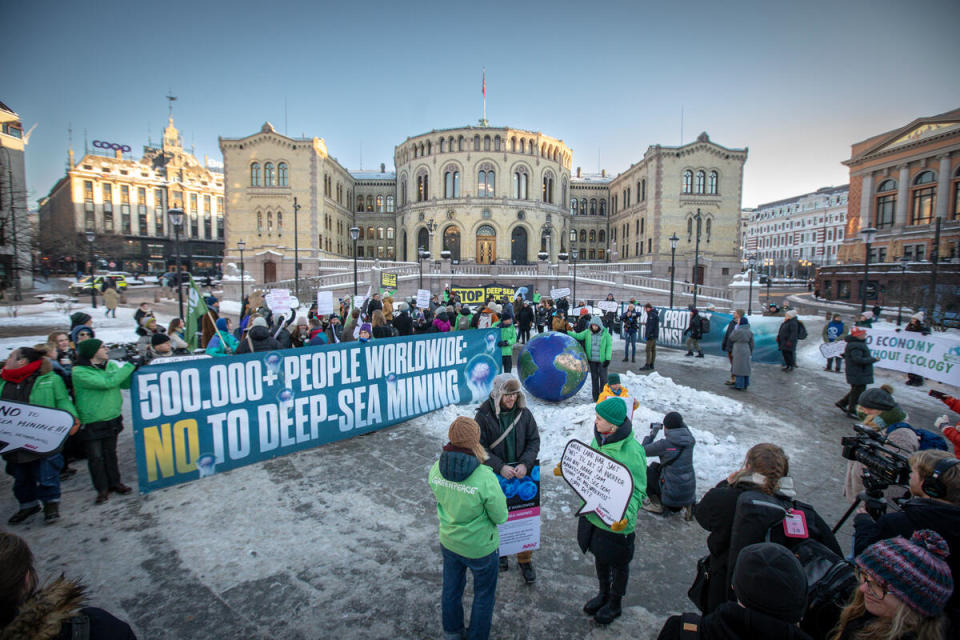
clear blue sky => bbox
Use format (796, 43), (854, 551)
(4, 0), (959, 209)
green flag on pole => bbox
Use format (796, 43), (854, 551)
(186, 275), (209, 351)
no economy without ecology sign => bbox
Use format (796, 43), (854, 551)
(132, 329), (502, 493)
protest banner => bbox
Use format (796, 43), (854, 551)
(497, 461), (541, 557)
(864, 328), (960, 386)
(146, 354), (212, 366)
(0, 400), (75, 455)
(132, 329), (503, 493)
(416, 289), (431, 309)
(450, 283), (534, 306)
(597, 301), (619, 313)
(639, 307), (785, 365)
(550, 287), (570, 300)
(380, 272), (397, 297)
(317, 291), (334, 316)
(819, 341), (846, 360)
(559, 440), (634, 526)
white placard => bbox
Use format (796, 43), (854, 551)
(598, 301), (619, 313)
(560, 439), (635, 526)
(265, 288), (292, 315)
(0, 400), (75, 455)
(863, 328), (960, 386)
(819, 341), (846, 360)
(551, 287), (570, 300)
(317, 291), (334, 316)
(416, 289), (431, 309)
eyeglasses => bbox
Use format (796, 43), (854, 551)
(855, 567), (888, 599)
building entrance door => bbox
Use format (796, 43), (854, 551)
(264, 261), (277, 283)
(477, 237), (496, 264)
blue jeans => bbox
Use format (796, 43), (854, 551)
(624, 332), (637, 359)
(735, 375), (749, 390)
(6, 454), (64, 507)
(441, 547), (499, 640)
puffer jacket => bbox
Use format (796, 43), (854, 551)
(475, 374), (539, 473)
(72, 360), (134, 425)
(428, 446), (508, 559)
(641, 425), (696, 507)
(235, 325), (281, 354)
(843, 335), (877, 386)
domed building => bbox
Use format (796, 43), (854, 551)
(220, 123), (746, 289)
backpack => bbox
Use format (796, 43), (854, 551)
(700, 316), (710, 334)
(797, 321), (808, 340)
(886, 422), (949, 451)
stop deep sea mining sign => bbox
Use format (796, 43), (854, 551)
(497, 462), (541, 557)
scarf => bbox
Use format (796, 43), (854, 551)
(1, 359), (42, 384)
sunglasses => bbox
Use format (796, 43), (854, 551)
(855, 567), (888, 599)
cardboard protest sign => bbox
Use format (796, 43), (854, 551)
(317, 291), (334, 316)
(416, 289), (431, 309)
(819, 341), (846, 360)
(0, 400), (75, 455)
(550, 287), (570, 300)
(559, 440), (634, 526)
(497, 461), (541, 557)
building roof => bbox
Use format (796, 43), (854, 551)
(350, 170), (396, 180)
(846, 107), (960, 165)
(0, 101), (15, 116)
(756, 184), (849, 210)
(571, 173), (612, 185)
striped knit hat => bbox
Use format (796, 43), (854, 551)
(856, 529), (954, 617)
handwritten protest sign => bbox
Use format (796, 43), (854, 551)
(265, 289), (293, 315)
(819, 341), (846, 360)
(416, 289), (431, 309)
(550, 287), (570, 300)
(317, 291), (334, 316)
(559, 440), (634, 526)
(0, 400), (75, 455)
(597, 301), (618, 313)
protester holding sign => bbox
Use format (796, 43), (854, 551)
(428, 416), (508, 640)
(1, 347), (79, 524)
(72, 339), (136, 505)
(571, 398), (646, 625)
(568, 317), (612, 402)
(822, 314), (847, 372)
(475, 375), (540, 583)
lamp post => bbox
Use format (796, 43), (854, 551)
(167, 207), (185, 319)
(897, 256), (909, 327)
(764, 258), (773, 305)
(237, 240), (246, 314)
(418, 247), (429, 290)
(84, 231), (96, 309)
(859, 226), (877, 313)
(569, 228), (578, 305)
(669, 233), (679, 308)
(350, 226), (360, 296)
(747, 254), (757, 316)
(692, 209), (703, 309)
(292, 196), (301, 299)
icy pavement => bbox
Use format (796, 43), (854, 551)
(2, 318), (958, 639)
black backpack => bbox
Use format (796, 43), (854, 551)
(700, 316), (710, 334)
(798, 321), (808, 340)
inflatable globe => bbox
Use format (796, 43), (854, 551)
(517, 332), (589, 402)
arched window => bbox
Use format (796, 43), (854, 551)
(458, 136), (464, 151)
(708, 171), (718, 195)
(250, 163), (261, 186)
(474, 135), (480, 151)
(512, 168), (528, 199)
(579, 230), (587, 243)
(368, 226), (375, 240)
(510, 137), (517, 152)
(264, 163), (275, 187)
(257, 211), (263, 232)
(417, 227), (429, 253)
(386, 196), (395, 212)
(590, 199), (597, 215)
(357, 197), (364, 212)
(377, 227), (385, 240)
(478, 168), (495, 198)
(439, 138), (446, 153)
(599, 199), (606, 216)
(484, 136), (491, 151)
(687, 217), (693, 239)
(366, 195), (374, 212)
(443, 226), (461, 261)
(875, 179), (897, 229)
(277, 163), (288, 186)
(426, 141), (431, 155)
(598, 230), (605, 243)
(562, 180), (567, 209)
(477, 224), (496, 236)
(682, 170), (693, 194)
(519, 139), (525, 153)
(358, 227), (365, 240)
(695, 170), (705, 194)
(387, 226), (395, 239)
(494, 136), (501, 151)
(276, 211), (282, 232)
(267, 210), (273, 233)
(589, 230), (596, 243)
(417, 171), (429, 201)
(705, 218), (712, 242)
(911, 171), (936, 225)
(401, 175), (408, 205)
(571, 197), (578, 215)
(580, 199), (586, 216)
(641, 178), (646, 201)
(375, 195), (382, 212)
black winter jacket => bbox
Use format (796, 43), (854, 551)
(621, 310), (639, 335)
(236, 326), (281, 354)
(685, 311), (703, 339)
(721, 320), (738, 353)
(516, 305), (535, 329)
(842, 335), (877, 386)
(657, 603), (813, 640)
(777, 317), (799, 351)
(644, 309), (659, 339)
(392, 312), (413, 336)
(474, 396), (540, 474)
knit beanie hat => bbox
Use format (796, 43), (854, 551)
(849, 327), (867, 338)
(858, 387), (896, 411)
(607, 373), (620, 385)
(785, 309), (798, 319)
(862, 310), (874, 320)
(732, 542), (808, 623)
(580, 308), (589, 316)
(448, 416), (487, 461)
(151, 333), (171, 347)
(77, 338), (103, 361)
(359, 322), (372, 334)
(251, 316), (268, 328)
(663, 411), (685, 430)
(70, 311), (92, 328)
(856, 529), (954, 618)
(596, 397), (626, 426)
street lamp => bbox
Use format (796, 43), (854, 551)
(569, 228), (578, 305)
(237, 240), (246, 315)
(692, 209), (703, 309)
(167, 207), (185, 319)
(669, 233), (679, 308)
(764, 258), (773, 305)
(84, 231), (96, 309)
(897, 255), (910, 326)
(747, 254), (757, 316)
(859, 226), (877, 313)
(350, 226), (360, 296)
(292, 197), (301, 299)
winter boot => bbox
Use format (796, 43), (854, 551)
(695, 352), (704, 358)
(95, 490), (109, 505)
(685, 351), (694, 357)
(519, 561), (536, 584)
(724, 375), (735, 385)
(8, 504), (41, 524)
(642, 495), (663, 514)
(44, 502), (60, 524)
(622, 357), (629, 362)
(594, 595), (623, 624)
(583, 592), (609, 615)
(683, 504), (694, 521)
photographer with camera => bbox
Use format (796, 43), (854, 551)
(641, 412), (696, 519)
(852, 450), (960, 630)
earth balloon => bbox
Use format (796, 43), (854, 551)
(517, 332), (589, 402)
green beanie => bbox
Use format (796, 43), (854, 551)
(596, 397), (626, 426)
(77, 338), (103, 361)
(606, 373), (621, 385)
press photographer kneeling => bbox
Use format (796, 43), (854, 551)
(852, 449), (960, 629)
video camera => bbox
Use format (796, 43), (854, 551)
(840, 424), (911, 489)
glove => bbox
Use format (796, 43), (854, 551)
(935, 415), (952, 432)
(610, 519), (628, 532)
(602, 360), (610, 368)
(553, 463), (563, 477)
(929, 389), (948, 400)
(497, 340), (508, 347)
(651, 423), (662, 434)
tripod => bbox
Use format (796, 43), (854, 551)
(832, 472), (891, 535)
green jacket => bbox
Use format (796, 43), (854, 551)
(568, 326), (613, 362)
(206, 332), (239, 357)
(0, 372), (78, 419)
(584, 421), (647, 535)
(429, 450), (508, 558)
(494, 322), (517, 356)
(72, 361), (135, 424)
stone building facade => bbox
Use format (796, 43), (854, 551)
(221, 124), (747, 288)
(39, 116), (225, 274)
(0, 100), (33, 292)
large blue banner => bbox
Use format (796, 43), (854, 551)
(639, 307), (784, 365)
(132, 329), (502, 493)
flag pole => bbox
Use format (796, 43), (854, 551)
(481, 68), (487, 127)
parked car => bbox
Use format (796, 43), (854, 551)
(69, 274), (128, 293)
